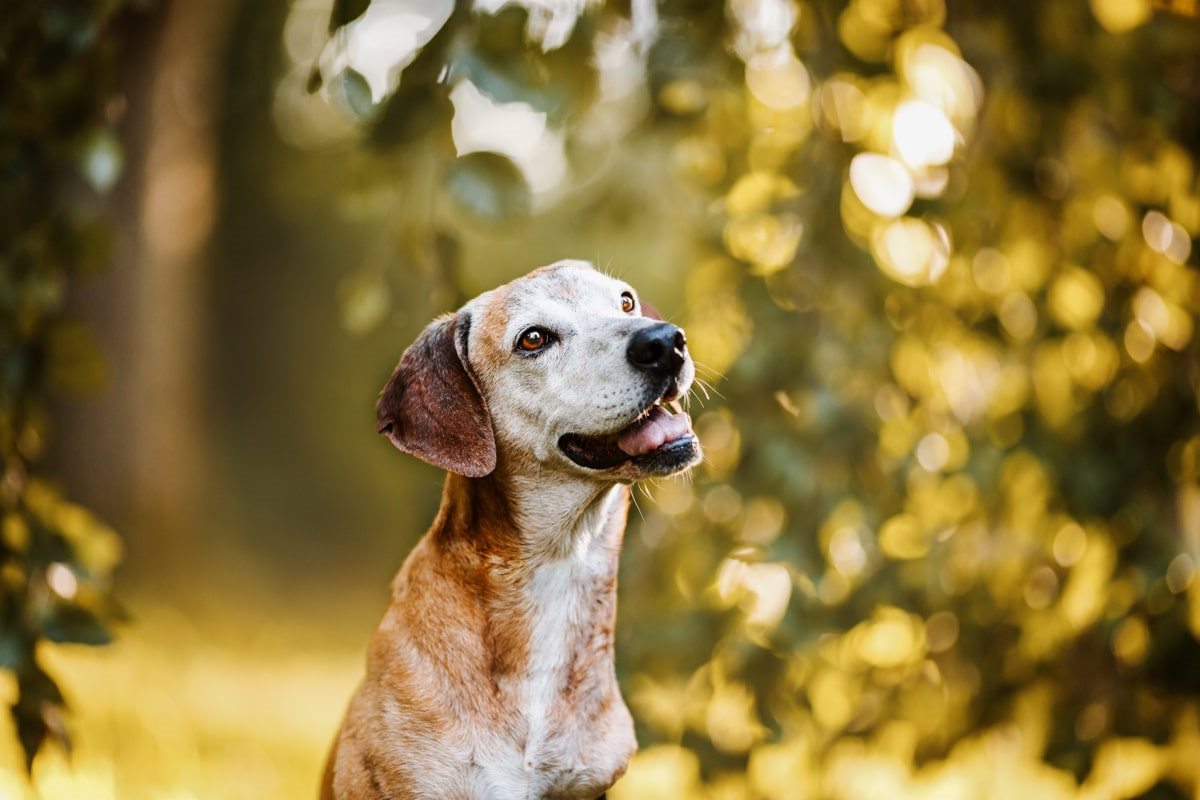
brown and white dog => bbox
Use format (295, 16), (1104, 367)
(322, 260), (702, 800)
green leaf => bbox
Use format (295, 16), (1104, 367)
(475, 4), (529, 53)
(43, 604), (112, 646)
(0, 632), (29, 671)
(328, 0), (370, 33)
(13, 660), (65, 769)
(336, 68), (376, 120)
(13, 702), (48, 770)
(369, 83), (450, 146)
(444, 152), (531, 225)
(452, 7), (598, 124)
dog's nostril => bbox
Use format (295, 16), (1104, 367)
(628, 323), (686, 375)
(628, 339), (664, 367)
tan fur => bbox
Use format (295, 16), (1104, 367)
(323, 262), (699, 800)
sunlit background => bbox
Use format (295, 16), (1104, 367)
(4, 0), (1200, 797)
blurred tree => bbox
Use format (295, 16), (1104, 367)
(285, 0), (1200, 795)
(0, 0), (129, 770)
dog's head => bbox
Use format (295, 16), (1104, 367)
(377, 260), (702, 482)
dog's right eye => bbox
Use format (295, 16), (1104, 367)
(517, 327), (552, 353)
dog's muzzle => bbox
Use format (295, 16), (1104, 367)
(557, 321), (700, 476)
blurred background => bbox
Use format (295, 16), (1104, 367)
(4, 0), (1200, 797)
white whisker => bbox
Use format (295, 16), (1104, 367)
(691, 359), (728, 381)
(629, 486), (646, 522)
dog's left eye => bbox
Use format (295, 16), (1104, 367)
(517, 327), (552, 353)
(620, 292), (636, 313)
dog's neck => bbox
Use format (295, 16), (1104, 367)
(436, 468), (627, 564)
(429, 469), (628, 693)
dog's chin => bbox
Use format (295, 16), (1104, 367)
(557, 401), (702, 480)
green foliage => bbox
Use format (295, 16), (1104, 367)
(445, 151), (532, 225)
(456, 6), (599, 124)
(296, 0), (1200, 795)
(328, 0), (370, 33)
(0, 0), (128, 771)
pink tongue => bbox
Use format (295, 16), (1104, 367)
(617, 407), (694, 457)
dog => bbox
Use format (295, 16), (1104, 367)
(322, 260), (702, 800)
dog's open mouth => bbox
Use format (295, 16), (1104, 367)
(558, 400), (697, 471)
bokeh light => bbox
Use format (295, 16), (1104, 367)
(9, 0), (1200, 797)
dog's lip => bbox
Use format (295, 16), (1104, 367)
(558, 397), (693, 471)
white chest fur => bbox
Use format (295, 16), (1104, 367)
(465, 498), (634, 800)
(523, 555), (595, 787)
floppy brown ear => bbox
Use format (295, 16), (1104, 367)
(641, 299), (664, 321)
(376, 312), (497, 477)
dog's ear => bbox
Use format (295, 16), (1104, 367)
(376, 312), (497, 478)
(641, 299), (664, 321)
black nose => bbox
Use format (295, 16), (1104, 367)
(627, 323), (686, 376)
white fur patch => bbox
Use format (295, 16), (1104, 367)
(467, 485), (626, 799)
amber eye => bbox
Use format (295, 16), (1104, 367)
(620, 291), (636, 313)
(517, 327), (550, 352)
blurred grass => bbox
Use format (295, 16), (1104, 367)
(0, 598), (359, 800)
(9, 598), (1199, 799)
